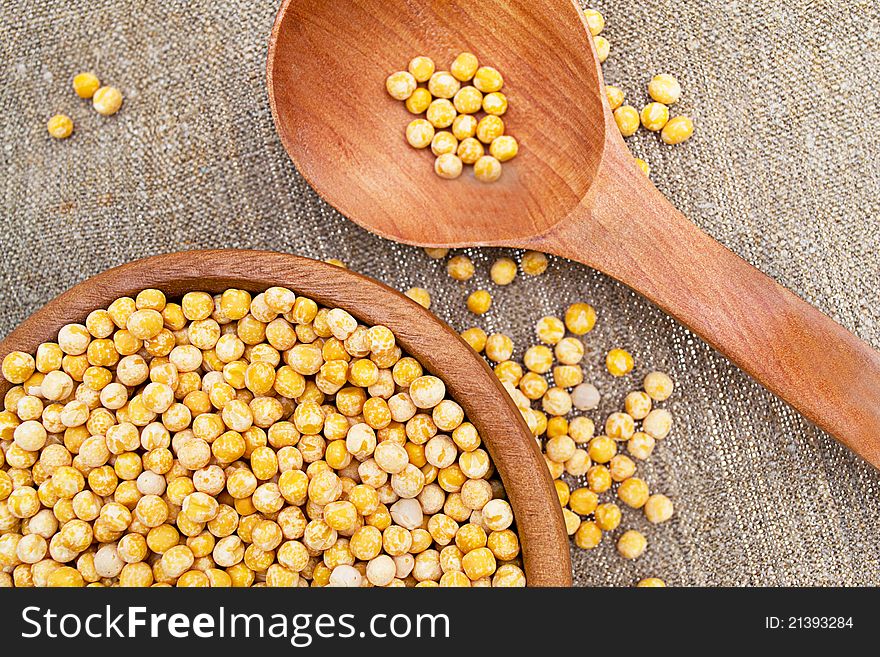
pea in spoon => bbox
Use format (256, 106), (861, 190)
(267, 0), (880, 467)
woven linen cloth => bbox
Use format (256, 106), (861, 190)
(2, 0), (879, 586)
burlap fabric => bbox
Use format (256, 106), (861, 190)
(2, 0), (879, 586)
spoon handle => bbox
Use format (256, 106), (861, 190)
(542, 146), (880, 467)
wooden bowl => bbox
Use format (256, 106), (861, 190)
(0, 250), (571, 586)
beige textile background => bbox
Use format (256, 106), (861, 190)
(2, 0), (879, 585)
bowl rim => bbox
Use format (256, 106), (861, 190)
(0, 249), (571, 586)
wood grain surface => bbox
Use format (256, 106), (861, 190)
(0, 250), (572, 587)
(267, 0), (880, 467)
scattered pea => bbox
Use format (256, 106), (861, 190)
(569, 488), (598, 515)
(47, 114), (73, 139)
(452, 114), (478, 140)
(627, 432), (656, 460)
(466, 290), (492, 315)
(644, 494), (674, 523)
(524, 345), (554, 374)
(555, 337), (584, 365)
(535, 316), (565, 345)
(520, 251), (548, 276)
(428, 71), (461, 99)
(473, 155), (502, 183)
(564, 303), (596, 335)
(574, 521), (602, 549)
(640, 102), (670, 132)
(457, 137), (485, 164)
(485, 333), (514, 363)
(648, 73), (681, 105)
(488, 257), (516, 286)
(661, 116), (694, 145)
(571, 383), (600, 411)
(408, 56), (436, 83)
(72, 72), (100, 99)
(460, 328), (488, 353)
(404, 287), (432, 309)
(398, 82), (685, 566)
(606, 348), (634, 377)
(562, 509), (580, 535)
(447, 255), (475, 281)
(489, 135), (518, 162)
(473, 66), (503, 93)
(476, 115), (504, 144)
(583, 8), (605, 35)
(405, 88), (432, 114)
(643, 409), (673, 439)
(643, 371), (674, 401)
(482, 92), (507, 116)
(605, 85), (625, 110)
(637, 577), (667, 587)
(594, 36), (610, 63)
(386, 71), (417, 100)
(406, 119), (435, 149)
(617, 530), (647, 559)
(614, 105), (640, 137)
(92, 86), (123, 116)
(450, 52), (479, 82)
(453, 86), (483, 114)
(426, 98), (457, 128)
(618, 477), (650, 509)
(594, 503), (621, 532)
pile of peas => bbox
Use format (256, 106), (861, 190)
(0, 286), (526, 588)
(386, 52), (519, 183)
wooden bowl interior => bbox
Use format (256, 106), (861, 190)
(267, 0), (606, 246)
(0, 250), (571, 586)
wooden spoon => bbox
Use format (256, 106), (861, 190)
(0, 251), (571, 586)
(267, 0), (880, 467)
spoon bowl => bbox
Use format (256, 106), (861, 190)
(0, 250), (572, 586)
(268, 0), (880, 469)
(267, 0), (605, 245)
